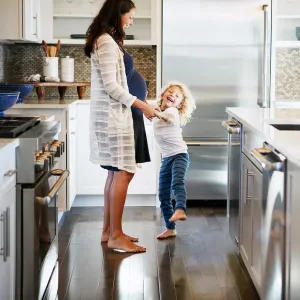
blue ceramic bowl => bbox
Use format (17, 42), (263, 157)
(0, 91), (20, 113)
(0, 83), (34, 103)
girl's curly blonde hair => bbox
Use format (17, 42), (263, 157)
(157, 82), (196, 126)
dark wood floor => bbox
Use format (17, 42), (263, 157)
(58, 206), (260, 300)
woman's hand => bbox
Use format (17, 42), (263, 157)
(142, 103), (156, 120)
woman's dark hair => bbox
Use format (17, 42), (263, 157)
(84, 0), (135, 57)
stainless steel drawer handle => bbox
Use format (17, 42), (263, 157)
(221, 121), (241, 134)
(0, 209), (8, 262)
(36, 169), (69, 205)
(4, 170), (16, 177)
(251, 148), (284, 171)
(70, 118), (75, 120)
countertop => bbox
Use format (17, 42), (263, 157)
(0, 139), (19, 155)
(12, 99), (78, 109)
(226, 107), (300, 166)
(11, 98), (158, 108)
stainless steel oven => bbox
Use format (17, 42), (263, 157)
(222, 119), (242, 249)
(14, 120), (69, 300)
(250, 143), (286, 300)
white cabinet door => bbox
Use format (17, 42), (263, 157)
(68, 126), (77, 207)
(76, 104), (107, 195)
(0, 0), (39, 41)
(0, 187), (16, 300)
(23, 0), (39, 41)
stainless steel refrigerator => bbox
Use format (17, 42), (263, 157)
(162, 0), (272, 200)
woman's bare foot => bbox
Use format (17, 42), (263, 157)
(169, 209), (187, 222)
(107, 234), (146, 253)
(156, 229), (177, 239)
(101, 231), (138, 243)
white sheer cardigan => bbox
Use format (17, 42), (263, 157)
(89, 33), (137, 173)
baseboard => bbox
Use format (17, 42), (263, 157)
(73, 195), (157, 207)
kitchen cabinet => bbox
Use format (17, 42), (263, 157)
(286, 161), (300, 300)
(48, 0), (159, 46)
(76, 102), (157, 195)
(0, 187), (16, 300)
(0, 0), (40, 42)
(0, 142), (18, 300)
(240, 153), (262, 294)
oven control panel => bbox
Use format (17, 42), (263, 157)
(34, 140), (65, 172)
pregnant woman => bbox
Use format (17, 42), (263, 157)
(84, 0), (156, 253)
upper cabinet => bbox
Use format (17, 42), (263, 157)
(273, 0), (300, 48)
(48, 0), (159, 46)
(0, 0), (40, 42)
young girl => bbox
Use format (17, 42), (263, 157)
(153, 83), (196, 239)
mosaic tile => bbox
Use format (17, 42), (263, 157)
(0, 43), (156, 99)
(275, 48), (300, 100)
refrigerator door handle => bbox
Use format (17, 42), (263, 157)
(262, 4), (270, 108)
(185, 140), (228, 146)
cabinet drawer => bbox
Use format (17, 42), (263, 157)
(0, 147), (16, 200)
(242, 128), (264, 157)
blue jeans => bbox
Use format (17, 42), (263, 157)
(158, 153), (189, 230)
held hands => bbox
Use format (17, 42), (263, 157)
(142, 103), (162, 121)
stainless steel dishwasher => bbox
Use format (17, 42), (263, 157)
(222, 119), (242, 249)
(251, 143), (287, 300)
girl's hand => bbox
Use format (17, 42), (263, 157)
(154, 110), (162, 119)
(142, 103), (156, 120)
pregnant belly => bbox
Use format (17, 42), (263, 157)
(128, 70), (147, 117)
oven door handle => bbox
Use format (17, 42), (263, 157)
(221, 121), (241, 134)
(36, 169), (69, 205)
(251, 148), (284, 171)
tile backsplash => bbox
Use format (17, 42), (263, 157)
(275, 48), (300, 100)
(0, 44), (300, 101)
(0, 43), (157, 99)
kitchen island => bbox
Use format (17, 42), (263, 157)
(226, 107), (300, 300)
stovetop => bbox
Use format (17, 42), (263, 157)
(0, 116), (41, 138)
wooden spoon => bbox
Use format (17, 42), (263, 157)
(42, 40), (49, 57)
(50, 46), (57, 57)
(55, 40), (61, 57)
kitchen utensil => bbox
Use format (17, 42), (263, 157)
(0, 91), (20, 113)
(55, 40), (61, 57)
(43, 57), (59, 78)
(0, 84), (34, 103)
(61, 56), (74, 82)
(49, 46), (57, 57)
(42, 40), (49, 57)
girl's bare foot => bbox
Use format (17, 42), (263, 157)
(101, 231), (139, 243)
(156, 229), (177, 239)
(107, 234), (146, 253)
(169, 209), (187, 222)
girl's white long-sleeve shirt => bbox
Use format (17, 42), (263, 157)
(153, 107), (187, 158)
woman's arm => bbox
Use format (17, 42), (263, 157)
(95, 34), (155, 119)
(95, 34), (136, 108)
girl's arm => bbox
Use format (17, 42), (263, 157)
(155, 111), (177, 124)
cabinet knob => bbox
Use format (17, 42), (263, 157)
(4, 170), (16, 177)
